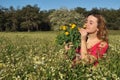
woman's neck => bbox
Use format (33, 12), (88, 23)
(88, 33), (97, 40)
(87, 32), (99, 42)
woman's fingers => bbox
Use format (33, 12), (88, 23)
(79, 28), (88, 37)
(79, 28), (88, 40)
(64, 44), (73, 51)
(65, 45), (69, 50)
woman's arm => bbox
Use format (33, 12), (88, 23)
(81, 40), (88, 59)
(81, 39), (97, 64)
(79, 28), (89, 62)
(79, 28), (97, 64)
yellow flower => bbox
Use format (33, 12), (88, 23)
(83, 24), (86, 29)
(78, 27), (81, 31)
(71, 24), (76, 29)
(62, 26), (67, 30)
(65, 32), (69, 35)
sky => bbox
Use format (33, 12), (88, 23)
(0, 0), (120, 11)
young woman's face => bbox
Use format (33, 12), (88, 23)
(85, 15), (98, 33)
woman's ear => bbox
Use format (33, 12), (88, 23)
(97, 28), (99, 31)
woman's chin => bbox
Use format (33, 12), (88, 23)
(86, 30), (94, 34)
(86, 29), (90, 33)
(86, 29), (97, 34)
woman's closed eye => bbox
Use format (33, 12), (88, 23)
(90, 22), (93, 25)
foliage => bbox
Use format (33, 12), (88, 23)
(49, 8), (85, 30)
(20, 5), (40, 31)
(56, 23), (81, 46)
(56, 23), (85, 59)
(0, 6), (120, 31)
(0, 31), (120, 79)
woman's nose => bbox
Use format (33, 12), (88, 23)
(85, 23), (88, 27)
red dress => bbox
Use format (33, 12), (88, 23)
(75, 41), (109, 66)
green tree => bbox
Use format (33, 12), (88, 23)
(3, 8), (12, 31)
(49, 8), (85, 30)
(20, 5), (40, 32)
(74, 7), (87, 16)
(39, 10), (52, 31)
(9, 6), (18, 31)
(0, 7), (5, 31)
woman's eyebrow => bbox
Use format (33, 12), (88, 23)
(89, 20), (94, 23)
(85, 19), (94, 23)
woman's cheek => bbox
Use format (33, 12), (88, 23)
(86, 28), (91, 33)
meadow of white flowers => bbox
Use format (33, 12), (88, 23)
(0, 31), (120, 80)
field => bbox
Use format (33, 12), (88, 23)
(0, 30), (120, 80)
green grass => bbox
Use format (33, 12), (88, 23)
(109, 30), (120, 35)
(0, 31), (120, 80)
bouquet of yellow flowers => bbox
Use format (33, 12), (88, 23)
(56, 23), (85, 59)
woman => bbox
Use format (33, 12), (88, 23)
(65, 13), (109, 66)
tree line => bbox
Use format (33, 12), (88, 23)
(0, 5), (120, 32)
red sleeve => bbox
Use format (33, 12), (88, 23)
(97, 43), (109, 58)
(89, 42), (109, 59)
(75, 42), (109, 59)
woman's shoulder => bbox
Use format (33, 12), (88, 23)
(98, 41), (108, 48)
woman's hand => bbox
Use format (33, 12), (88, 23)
(64, 42), (73, 51)
(79, 28), (88, 41)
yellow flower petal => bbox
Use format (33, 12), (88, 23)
(83, 24), (86, 29)
(71, 24), (76, 29)
(78, 27), (81, 31)
(65, 32), (69, 35)
(62, 26), (67, 30)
